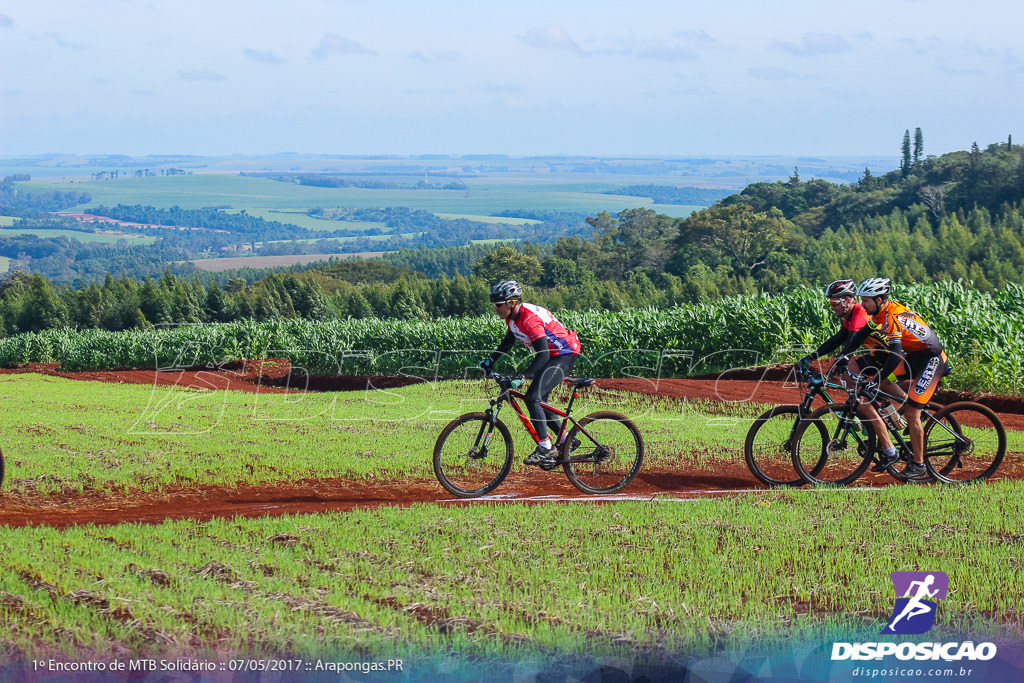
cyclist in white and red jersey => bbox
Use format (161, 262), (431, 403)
(479, 280), (581, 466)
(800, 279), (869, 369)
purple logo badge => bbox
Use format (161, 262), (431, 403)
(882, 571), (949, 635)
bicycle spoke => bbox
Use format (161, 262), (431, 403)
(433, 414), (513, 497)
(563, 412), (643, 494)
(791, 404), (874, 486)
(924, 403), (1006, 484)
(744, 405), (806, 487)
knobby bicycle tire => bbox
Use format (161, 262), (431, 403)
(791, 403), (875, 486)
(562, 411), (644, 494)
(923, 401), (1006, 484)
(433, 413), (514, 498)
(0, 446), (4, 489)
(744, 405), (826, 487)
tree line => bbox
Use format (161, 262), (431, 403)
(2, 139), (1023, 337)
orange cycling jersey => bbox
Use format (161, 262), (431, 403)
(864, 300), (943, 355)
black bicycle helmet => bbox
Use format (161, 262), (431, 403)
(825, 279), (857, 299)
(489, 280), (523, 302)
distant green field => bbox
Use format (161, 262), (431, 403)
(0, 215), (16, 227)
(0, 227), (156, 245)
(21, 175), (697, 217)
(436, 213), (541, 225)
(263, 232), (420, 246)
(471, 238), (520, 245)
(0, 256), (10, 273)
(188, 252), (390, 272)
(227, 208), (389, 233)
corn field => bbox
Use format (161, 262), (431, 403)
(1, 281), (1021, 393)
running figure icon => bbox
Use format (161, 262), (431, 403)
(883, 571), (949, 635)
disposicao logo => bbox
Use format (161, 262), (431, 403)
(883, 571), (948, 635)
(831, 571), (998, 662)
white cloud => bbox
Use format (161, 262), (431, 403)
(772, 33), (852, 57)
(310, 33), (375, 59)
(243, 48), (285, 65)
(517, 25), (582, 53)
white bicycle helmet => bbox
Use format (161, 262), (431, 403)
(856, 277), (891, 298)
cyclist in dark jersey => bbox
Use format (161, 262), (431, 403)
(800, 279), (869, 369)
(844, 277), (950, 478)
(480, 280), (582, 466)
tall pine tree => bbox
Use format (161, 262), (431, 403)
(901, 129), (912, 176)
(913, 127), (924, 166)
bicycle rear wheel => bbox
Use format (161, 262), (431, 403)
(744, 405), (825, 487)
(924, 402), (1006, 484)
(0, 446), (4, 489)
(562, 411), (643, 494)
(791, 404), (875, 486)
(433, 413), (513, 497)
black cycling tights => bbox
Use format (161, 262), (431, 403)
(524, 354), (577, 442)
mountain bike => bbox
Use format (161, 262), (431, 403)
(433, 371), (644, 497)
(743, 359), (843, 487)
(789, 366), (1006, 485)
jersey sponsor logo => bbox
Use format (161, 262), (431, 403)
(898, 314), (930, 340)
(914, 356), (941, 395)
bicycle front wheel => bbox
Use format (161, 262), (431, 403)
(433, 413), (513, 498)
(744, 405), (824, 487)
(562, 411), (644, 494)
(791, 404), (875, 486)
(924, 402), (1006, 484)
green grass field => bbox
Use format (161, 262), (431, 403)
(3, 486), (1023, 661)
(436, 213), (541, 225)
(0, 256), (10, 273)
(20, 175), (699, 217)
(0, 215), (16, 227)
(0, 375), (772, 494)
(0, 227), (156, 245)
(188, 253), (391, 272)
(1, 374), (1021, 663)
(226, 208), (389, 233)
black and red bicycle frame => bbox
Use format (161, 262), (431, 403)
(486, 375), (599, 463)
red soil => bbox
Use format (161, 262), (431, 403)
(1, 361), (1021, 528)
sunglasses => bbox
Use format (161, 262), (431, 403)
(827, 298), (850, 306)
(493, 300), (512, 307)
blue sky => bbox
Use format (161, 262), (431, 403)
(0, 0), (1020, 157)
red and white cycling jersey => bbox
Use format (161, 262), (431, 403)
(506, 303), (581, 356)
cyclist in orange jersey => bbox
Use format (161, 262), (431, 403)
(844, 278), (950, 478)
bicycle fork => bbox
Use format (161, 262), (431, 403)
(471, 404), (501, 459)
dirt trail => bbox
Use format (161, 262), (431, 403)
(1, 362), (1021, 528)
